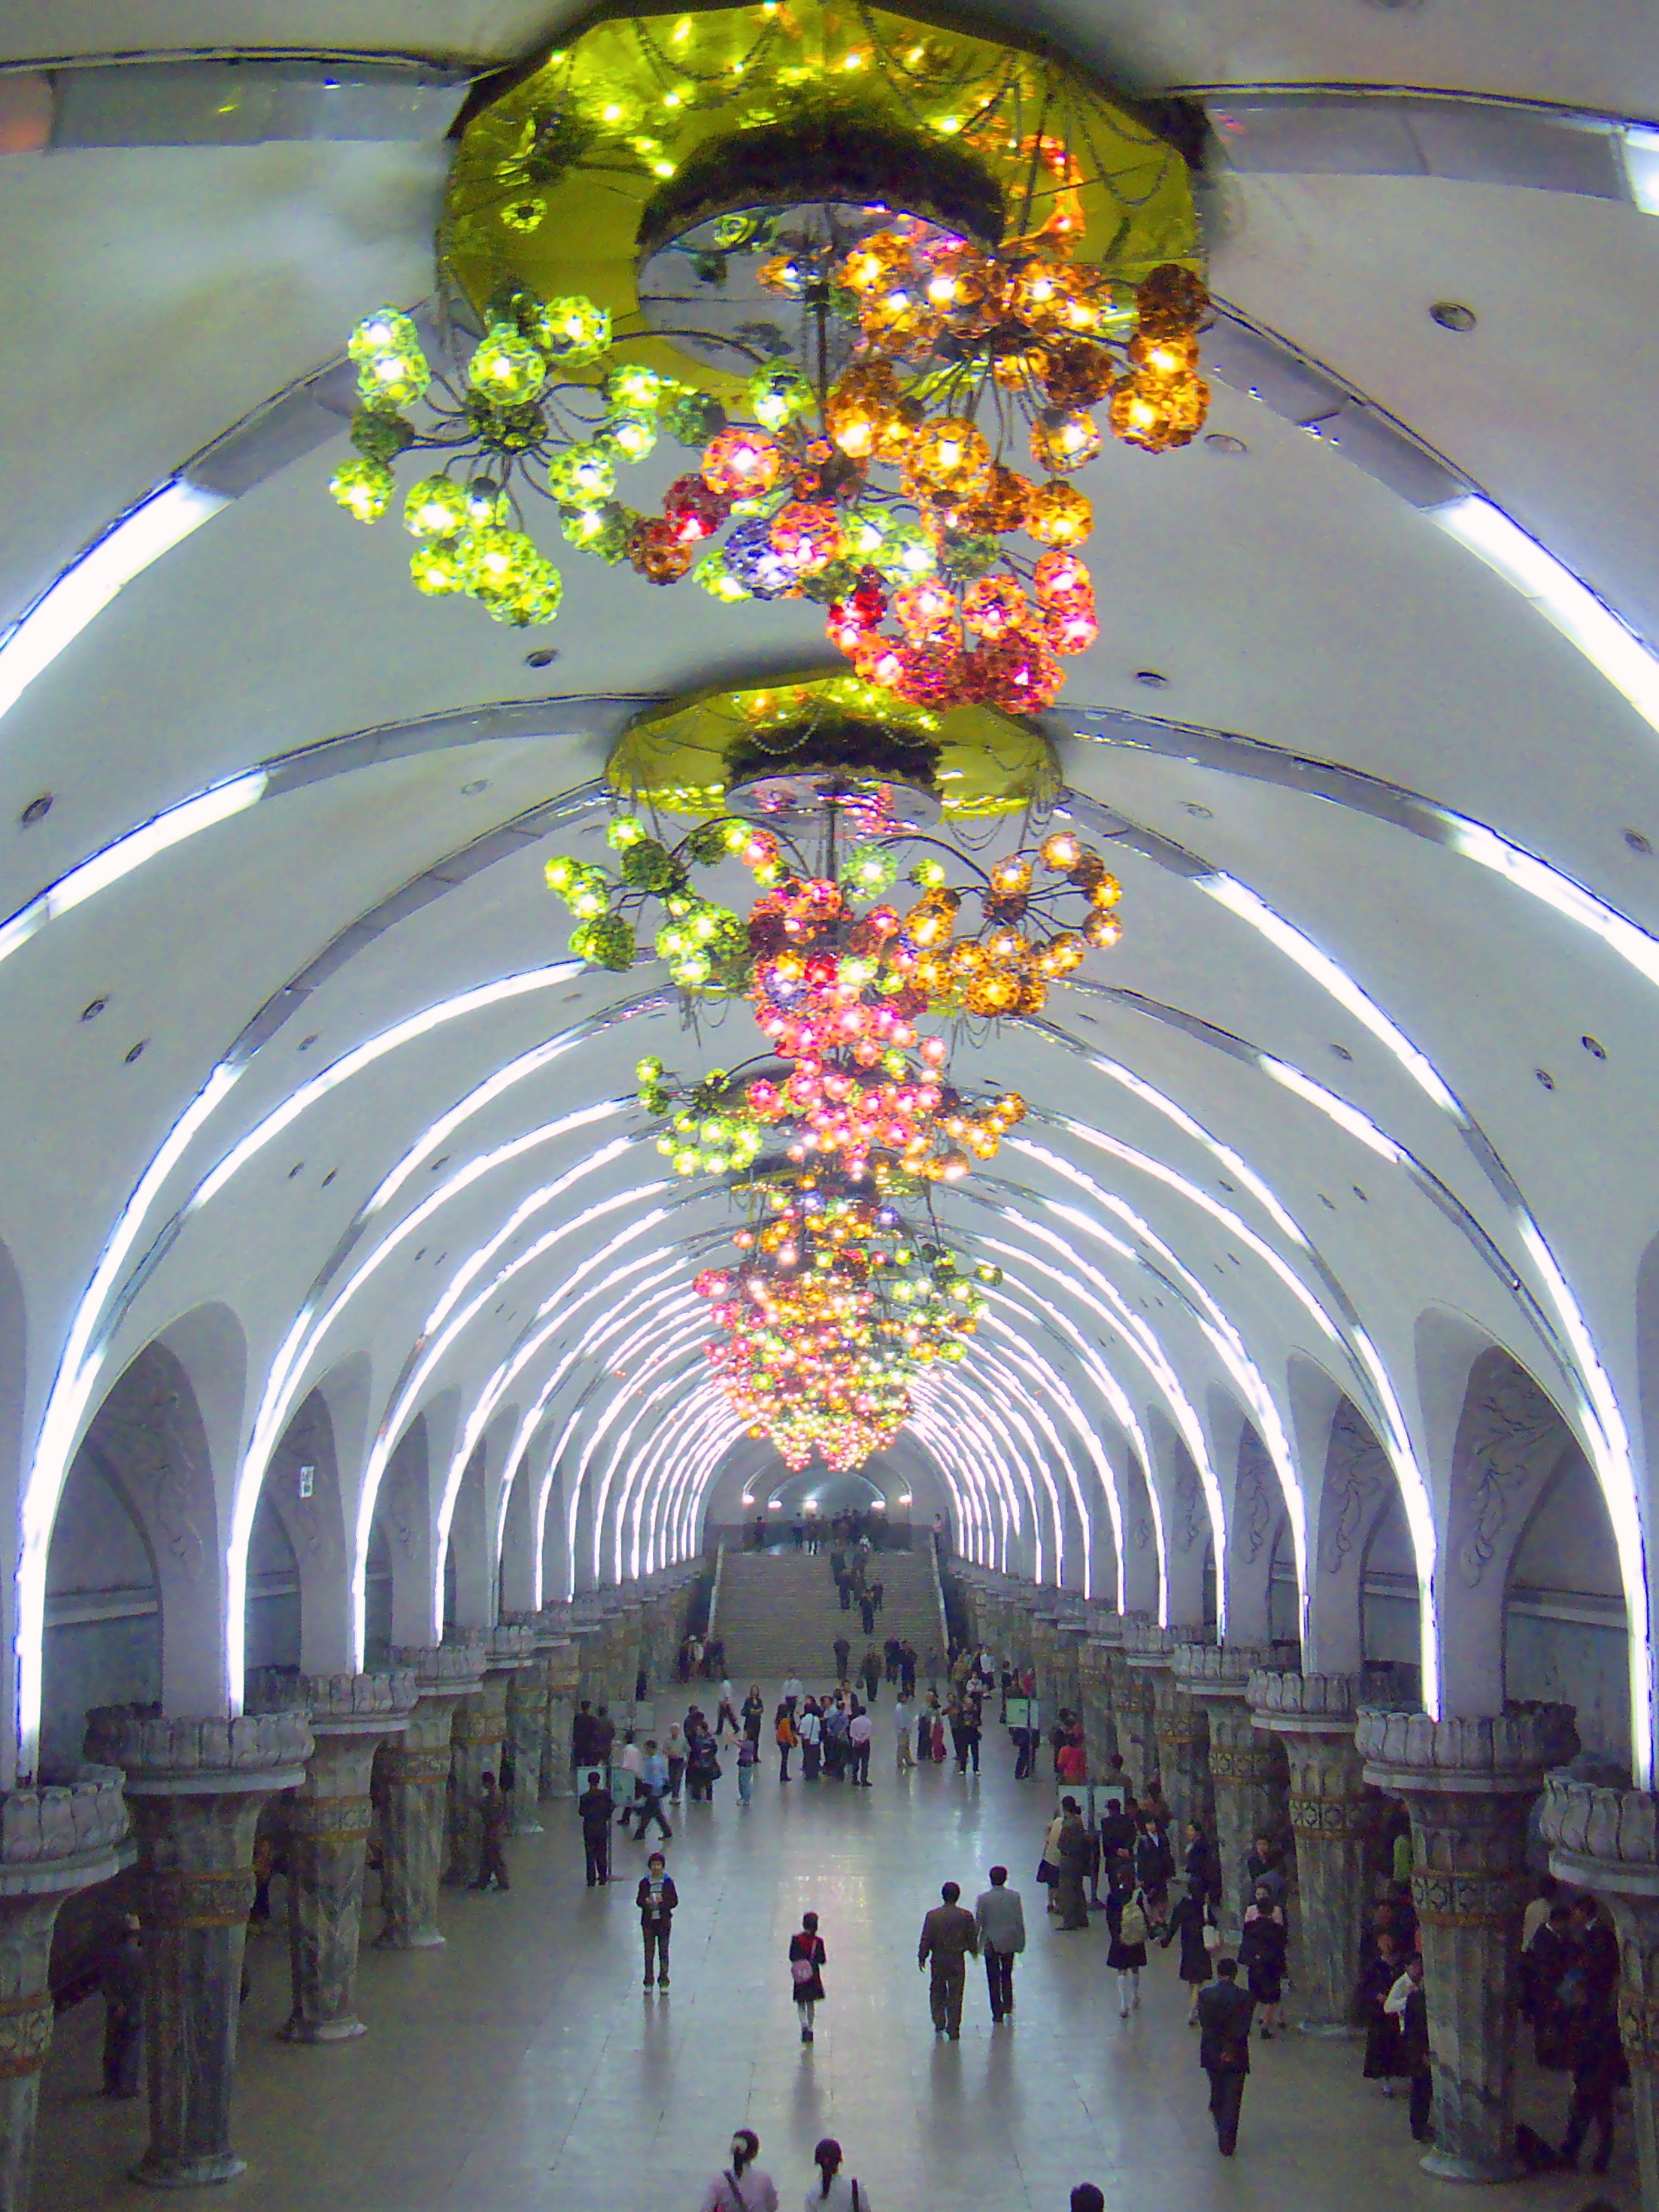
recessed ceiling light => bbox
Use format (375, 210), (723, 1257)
(1535, 1067), (1556, 1091)
(80, 997), (107, 1022)
(461, 778), (489, 796)
(1329, 1042), (1354, 1062)
(1352, 1185), (1369, 1202)
(1430, 301), (1477, 332)
(1134, 669), (1171, 689)
(287, 1162), (305, 1179)
(1625, 828), (1652, 855)
(19, 794), (53, 827)
(525, 648), (560, 669)
(1582, 1034), (1607, 1060)
(124, 1039), (147, 1064)
(1180, 801), (1212, 819)
(321, 1169), (337, 1186)
(1319, 1193), (1336, 1209)
(298, 1034), (319, 1051)
(1204, 433), (1248, 455)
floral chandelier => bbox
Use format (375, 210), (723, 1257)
(329, 0), (1206, 712)
(542, 679), (1127, 1469)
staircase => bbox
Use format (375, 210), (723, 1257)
(715, 1547), (944, 1684)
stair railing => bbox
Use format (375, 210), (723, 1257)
(707, 1537), (726, 1642)
(927, 1531), (950, 1667)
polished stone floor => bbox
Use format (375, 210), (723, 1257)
(39, 1692), (1633, 2211)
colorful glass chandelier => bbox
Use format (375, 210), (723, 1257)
(541, 683), (1127, 1469)
(329, 0), (1205, 711)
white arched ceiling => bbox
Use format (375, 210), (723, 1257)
(6, 3), (1659, 1792)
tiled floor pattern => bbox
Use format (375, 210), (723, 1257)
(38, 1695), (1633, 2210)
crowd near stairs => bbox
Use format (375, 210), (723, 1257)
(714, 1543), (943, 1683)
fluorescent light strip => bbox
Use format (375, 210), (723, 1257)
(1434, 493), (1659, 735)
(1259, 1057), (1403, 1162)
(0, 480), (228, 726)
(1626, 127), (1659, 211)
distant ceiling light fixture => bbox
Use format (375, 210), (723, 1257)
(525, 648), (560, 668)
(1180, 800), (1212, 818)
(898, 1491), (912, 1504)
(1135, 669), (1171, 688)
(0, 479), (228, 727)
(1430, 302), (1477, 332)
(1203, 432), (1247, 454)
(19, 795), (52, 826)
(1625, 829), (1652, 854)
(123, 1040), (147, 1064)
(298, 1033), (319, 1051)
(79, 998), (106, 1021)
(768, 1497), (783, 1509)
(1329, 1042), (1354, 1061)
(1536, 1067), (1556, 1090)
(804, 1498), (819, 1513)
(1622, 127), (1659, 214)
(1582, 1034), (1607, 1059)
(460, 778), (489, 794)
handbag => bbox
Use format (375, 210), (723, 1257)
(1203, 1919), (1224, 1955)
(790, 1956), (816, 1986)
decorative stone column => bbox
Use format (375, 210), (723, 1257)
(1360, 1704), (1579, 2181)
(1176, 1645), (1286, 1936)
(504, 1667), (549, 1835)
(1124, 1622), (1210, 1837)
(1249, 1670), (1372, 2034)
(1079, 1629), (1121, 1774)
(378, 1640), (485, 1947)
(538, 1628), (579, 1801)
(1105, 1632), (1153, 1795)
(0, 1767), (129, 2210)
(85, 1707), (311, 2188)
(1541, 1774), (1659, 2212)
(253, 1671), (415, 2041)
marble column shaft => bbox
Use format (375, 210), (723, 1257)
(505, 1670), (548, 1835)
(1541, 1774), (1659, 2212)
(86, 1707), (310, 2189)
(1206, 1701), (1288, 1936)
(445, 1675), (509, 1885)
(378, 1643), (484, 1948)
(1107, 1649), (1154, 1796)
(1251, 1672), (1375, 2035)
(274, 1674), (414, 2043)
(1148, 1668), (1212, 1838)
(0, 1770), (127, 2212)
(540, 1637), (580, 1802)
(1360, 1704), (1577, 2184)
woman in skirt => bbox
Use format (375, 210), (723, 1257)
(1359, 1930), (1406, 2093)
(790, 1910), (827, 2044)
(1239, 1882), (1289, 2038)
(1161, 1878), (1216, 2025)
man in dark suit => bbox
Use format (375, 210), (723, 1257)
(918, 1880), (979, 2038)
(577, 1768), (614, 1887)
(1196, 1957), (1256, 2154)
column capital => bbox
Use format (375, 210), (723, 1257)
(1173, 1642), (1275, 1701)
(1539, 1774), (1659, 1899)
(390, 1639), (488, 1700)
(247, 1669), (417, 1740)
(0, 1765), (129, 1898)
(1358, 1704), (1579, 1797)
(1248, 1667), (1361, 1734)
(83, 1707), (311, 1795)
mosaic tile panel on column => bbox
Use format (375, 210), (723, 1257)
(248, 1668), (416, 2041)
(0, 1765), (128, 2212)
(1173, 1643), (1287, 1938)
(1541, 1771), (1659, 2212)
(83, 1706), (311, 2186)
(1360, 1703), (1579, 2180)
(1122, 1621), (1209, 1837)
(378, 1637), (487, 1947)
(1248, 1667), (1373, 2033)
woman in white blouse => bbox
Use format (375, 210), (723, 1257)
(804, 2138), (871, 2212)
(697, 2129), (778, 2212)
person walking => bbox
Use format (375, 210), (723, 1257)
(848, 1703), (873, 1786)
(578, 1767), (614, 1887)
(736, 1730), (758, 1807)
(776, 1704), (799, 1782)
(899, 1642), (917, 1698)
(1161, 1879), (1216, 2024)
(1239, 1882), (1287, 2037)
(472, 1771), (511, 1891)
(798, 1700), (823, 1782)
(1359, 1931), (1405, 2093)
(686, 1725), (722, 1804)
(860, 1646), (881, 1704)
(833, 1634), (851, 1682)
(634, 1740), (674, 1842)
(975, 1865), (1026, 2023)
(99, 1914), (144, 2097)
(716, 1681), (741, 1740)
(782, 1674), (804, 1716)
(697, 2129), (778, 2212)
(1196, 1957), (1256, 2155)
(959, 1701), (981, 1775)
(1105, 1861), (1149, 2015)
(1385, 1953), (1433, 2143)
(790, 1910), (827, 2044)
(917, 1880), (979, 2039)
(664, 1721), (690, 1803)
(637, 1850), (677, 1989)
(570, 1698), (599, 1793)
(894, 1693), (914, 1771)
(805, 2138), (871, 2211)
(1052, 1797), (1092, 1931)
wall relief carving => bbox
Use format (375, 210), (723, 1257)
(1455, 1361), (1571, 1591)
(1319, 1397), (1389, 1577)
(85, 1346), (207, 1585)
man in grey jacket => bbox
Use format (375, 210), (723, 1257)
(975, 1865), (1027, 2023)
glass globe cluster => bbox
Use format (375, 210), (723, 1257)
(330, 250), (1204, 698)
